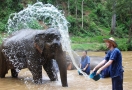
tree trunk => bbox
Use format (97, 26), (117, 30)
(110, 0), (116, 35)
(75, 0), (78, 19)
(110, 14), (116, 34)
(127, 22), (132, 43)
(127, 5), (132, 44)
(67, 0), (70, 15)
(62, 2), (67, 16)
(81, 0), (84, 28)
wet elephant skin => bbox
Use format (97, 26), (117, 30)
(0, 28), (68, 87)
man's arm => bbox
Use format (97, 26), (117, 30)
(92, 59), (106, 72)
(83, 64), (89, 71)
(96, 60), (113, 75)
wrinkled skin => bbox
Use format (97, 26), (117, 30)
(0, 28), (68, 87)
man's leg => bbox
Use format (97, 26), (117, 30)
(111, 73), (123, 90)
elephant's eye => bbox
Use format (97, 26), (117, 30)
(56, 36), (60, 40)
(47, 38), (52, 42)
(46, 36), (54, 42)
(55, 35), (60, 39)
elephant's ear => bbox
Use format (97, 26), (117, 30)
(34, 34), (45, 54)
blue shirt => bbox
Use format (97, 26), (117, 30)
(105, 48), (124, 78)
(80, 56), (90, 74)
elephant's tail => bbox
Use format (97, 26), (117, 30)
(0, 45), (8, 78)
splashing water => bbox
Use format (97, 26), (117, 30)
(6, 1), (88, 81)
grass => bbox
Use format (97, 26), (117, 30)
(71, 43), (106, 51)
(70, 36), (128, 51)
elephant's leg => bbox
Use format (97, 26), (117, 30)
(28, 65), (42, 84)
(0, 68), (6, 78)
(0, 51), (8, 78)
(43, 59), (58, 81)
(11, 69), (18, 78)
(0, 72), (6, 78)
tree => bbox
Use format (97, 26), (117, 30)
(107, 0), (117, 35)
(81, 0), (84, 28)
(67, 0), (70, 15)
(110, 0), (116, 35)
(117, 0), (132, 42)
(75, 0), (78, 19)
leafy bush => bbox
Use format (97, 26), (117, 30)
(127, 42), (132, 51)
(0, 22), (5, 31)
(27, 19), (43, 30)
(98, 44), (106, 51)
(114, 24), (128, 38)
(116, 38), (128, 51)
(118, 43), (128, 51)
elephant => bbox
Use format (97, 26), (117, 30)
(0, 28), (68, 87)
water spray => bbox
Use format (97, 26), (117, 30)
(6, 2), (88, 78)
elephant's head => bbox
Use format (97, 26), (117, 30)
(34, 28), (68, 87)
(34, 28), (62, 57)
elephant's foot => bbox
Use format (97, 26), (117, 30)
(0, 74), (5, 78)
(33, 78), (42, 84)
(43, 60), (58, 81)
(45, 70), (58, 81)
(62, 81), (68, 87)
(50, 76), (58, 81)
(62, 84), (68, 87)
(11, 69), (18, 78)
(29, 65), (42, 84)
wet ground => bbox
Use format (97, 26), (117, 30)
(0, 51), (132, 90)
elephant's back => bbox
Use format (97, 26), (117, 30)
(3, 29), (45, 46)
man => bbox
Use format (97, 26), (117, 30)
(79, 51), (90, 75)
(92, 37), (124, 90)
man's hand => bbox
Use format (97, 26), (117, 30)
(83, 68), (86, 71)
(96, 69), (102, 75)
(92, 68), (96, 73)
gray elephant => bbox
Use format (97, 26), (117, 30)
(0, 28), (68, 87)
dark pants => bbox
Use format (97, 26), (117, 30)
(111, 73), (123, 90)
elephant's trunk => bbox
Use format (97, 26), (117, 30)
(55, 50), (68, 87)
(52, 38), (61, 48)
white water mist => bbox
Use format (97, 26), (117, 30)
(6, 2), (88, 78)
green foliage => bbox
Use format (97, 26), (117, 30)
(116, 38), (129, 51)
(114, 24), (128, 38)
(0, 0), (131, 51)
(15, 19), (43, 31)
(70, 36), (88, 43)
(71, 36), (130, 51)
(89, 3), (111, 28)
(0, 32), (9, 44)
(0, 22), (5, 31)
(27, 19), (43, 30)
(71, 43), (106, 51)
(127, 42), (132, 51)
(98, 44), (106, 51)
(0, 0), (23, 32)
(66, 15), (76, 34)
(118, 43), (128, 51)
